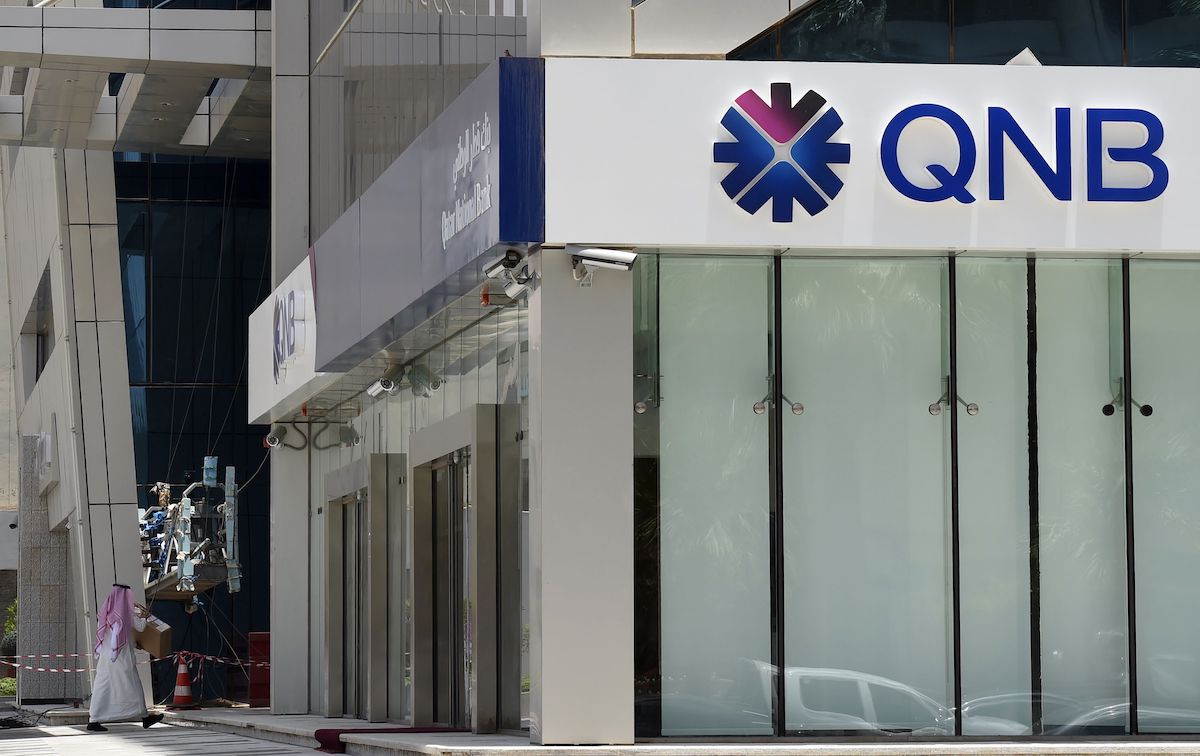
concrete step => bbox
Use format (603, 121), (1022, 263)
(14, 704), (89, 726)
(165, 707), (406, 751)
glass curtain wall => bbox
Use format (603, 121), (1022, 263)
(732, 0), (1200, 68)
(636, 254), (1200, 738)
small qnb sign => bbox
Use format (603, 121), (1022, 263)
(714, 82), (852, 222)
(272, 290), (304, 384)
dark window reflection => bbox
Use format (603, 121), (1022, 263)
(735, 29), (779, 61)
(114, 155), (271, 704)
(1129, 0), (1200, 66)
(775, 0), (950, 63)
(953, 0), (1121, 65)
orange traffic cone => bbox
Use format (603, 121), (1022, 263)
(168, 657), (197, 710)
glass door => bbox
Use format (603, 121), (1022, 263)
(431, 450), (471, 729)
(342, 491), (368, 719)
(779, 258), (953, 735)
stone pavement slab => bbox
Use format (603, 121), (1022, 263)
(0, 722), (311, 754)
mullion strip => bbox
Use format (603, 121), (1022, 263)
(1122, 258), (1139, 734)
(948, 257), (963, 735)
(769, 256), (786, 736)
(1027, 259), (1043, 733)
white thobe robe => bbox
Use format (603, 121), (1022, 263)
(88, 615), (147, 723)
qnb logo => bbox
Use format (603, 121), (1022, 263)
(714, 83), (851, 222)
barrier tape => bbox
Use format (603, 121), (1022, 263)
(0, 659), (89, 673)
(0, 653), (90, 660)
(0, 650), (269, 673)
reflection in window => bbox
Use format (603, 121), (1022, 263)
(1129, 0), (1200, 66)
(954, 0), (1121, 65)
(770, 0), (950, 63)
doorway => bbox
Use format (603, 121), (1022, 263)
(430, 450), (471, 728)
(339, 490), (368, 719)
(410, 405), (506, 732)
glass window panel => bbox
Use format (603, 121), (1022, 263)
(657, 257), (772, 737)
(778, 0), (950, 63)
(953, 0), (1121, 66)
(1035, 259), (1128, 734)
(730, 28), (778, 60)
(1130, 261), (1200, 733)
(956, 259), (1033, 735)
(781, 258), (952, 735)
(1128, 0), (1200, 66)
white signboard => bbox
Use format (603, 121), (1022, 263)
(248, 257), (332, 425)
(544, 58), (1200, 254)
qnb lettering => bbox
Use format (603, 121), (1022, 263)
(880, 105), (1168, 204)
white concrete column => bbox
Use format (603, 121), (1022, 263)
(269, 0), (312, 715)
(269, 444), (310, 714)
(528, 250), (634, 745)
(271, 0), (309, 287)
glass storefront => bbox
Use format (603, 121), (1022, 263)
(634, 254), (1200, 738)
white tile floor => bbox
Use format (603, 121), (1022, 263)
(0, 722), (311, 755)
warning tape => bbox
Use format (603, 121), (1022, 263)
(0, 659), (89, 673)
(0, 650), (269, 673)
(175, 650), (270, 669)
(0, 653), (90, 660)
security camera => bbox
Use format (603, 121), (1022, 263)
(566, 246), (637, 286)
(483, 249), (525, 279)
(567, 246), (638, 271)
(408, 364), (443, 398)
(366, 365), (402, 398)
(7, 520), (15, 530)
(264, 424), (288, 448)
(504, 277), (529, 299)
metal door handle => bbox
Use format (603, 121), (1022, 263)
(753, 393), (804, 416)
(929, 390), (979, 416)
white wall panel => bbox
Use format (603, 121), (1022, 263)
(64, 150), (90, 225)
(73, 322), (109, 504)
(633, 0), (790, 56)
(83, 150), (116, 225)
(527, 0), (629, 57)
(89, 225), (121, 322)
(68, 224), (95, 322)
(96, 322), (135, 503)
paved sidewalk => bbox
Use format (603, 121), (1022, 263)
(0, 722), (310, 754)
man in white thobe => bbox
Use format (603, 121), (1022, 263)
(87, 584), (165, 732)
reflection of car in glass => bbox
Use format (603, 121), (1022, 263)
(960, 693), (1086, 735)
(748, 661), (1026, 735)
(650, 659), (1030, 736)
(1051, 703), (1200, 735)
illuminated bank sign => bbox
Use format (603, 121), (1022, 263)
(714, 85), (1168, 221)
(715, 83), (850, 221)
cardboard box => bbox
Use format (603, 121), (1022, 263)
(133, 614), (172, 658)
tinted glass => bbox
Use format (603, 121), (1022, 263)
(776, 0), (949, 63)
(954, 0), (1121, 65)
(1129, 0), (1200, 66)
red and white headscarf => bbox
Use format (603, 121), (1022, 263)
(94, 584), (135, 661)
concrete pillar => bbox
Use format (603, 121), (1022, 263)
(272, 0), (310, 287)
(269, 445), (310, 714)
(269, 0), (312, 715)
(527, 250), (634, 744)
(16, 435), (78, 703)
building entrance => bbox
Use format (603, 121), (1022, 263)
(339, 490), (368, 720)
(429, 450), (471, 729)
